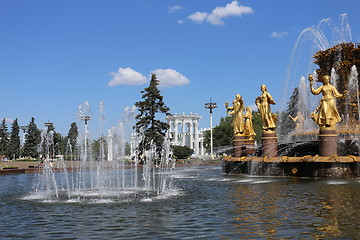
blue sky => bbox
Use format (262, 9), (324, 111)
(1, 0), (359, 138)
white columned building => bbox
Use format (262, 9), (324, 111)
(166, 113), (204, 156)
(130, 113), (208, 157)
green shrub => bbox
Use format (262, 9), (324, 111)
(172, 145), (194, 160)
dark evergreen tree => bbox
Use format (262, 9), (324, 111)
(134, 73), (170, 162)
(0, 118), (9, 158)
(252, 111), (263, 144)
(23, 117), (41, 158)
(41, 123), (63, 158)
(278, 87), (299, 140)
(67, 122), (78, 155)
(53, 132), (63, 156)
(91, 136), (109, 161)
(125, 142), (131, 156)
(8, 119), (20, 159)
(59, 136), (68, 159)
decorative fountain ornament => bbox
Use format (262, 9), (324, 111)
(223, 13), (360, 178)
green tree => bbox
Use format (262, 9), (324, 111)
(65, 122), (79, 159)
(203, 116), (233, 154)
(68, 122), (78, 149)
(8, 119), (20, 159)
(172, 145), (194, 159)
(53, 132), (63, 156)
(134, 73), (170, 162)
(278, 87), (299, 140)
(252, 111), (262, 144)
(0, 118), (9, 157)
(125, 142), (131, 156)
(59, 136), (67, 158)
(92, 136), (107, 161)
(47, 124), (63, 158)
(23, 117), (41, 158)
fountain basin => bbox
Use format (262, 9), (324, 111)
(223, 155), (360, 178)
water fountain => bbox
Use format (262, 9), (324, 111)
(223, 14), (360, 178)
(30, 102), (177, 203)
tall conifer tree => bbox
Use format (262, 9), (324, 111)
(278, 87), (299, 140)
(23, 117), (41, 158)
(67, 122), (78, 156)
(47, 124), (63, 157)
(134, 73), (170, 162)
(8, 119), (20, 159)
(0, 118), (9, 157)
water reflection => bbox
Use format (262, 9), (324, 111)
(1, 167), (360, 239)
(229, 178), (360, 239)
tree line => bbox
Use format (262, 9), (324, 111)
(0, 118), (78, 160)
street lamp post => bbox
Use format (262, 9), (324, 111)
(78, 101), (92, 187)
(44, 122), (53, 129)
(44, 122), (54, 159)
(19, 126), (28, 159)
(19, 126), (28, 146)
(204, 99), (217, 157)
(80, 115), (91, 161)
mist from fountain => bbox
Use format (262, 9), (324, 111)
(279, 14), (359, 155)
(343, 66), (360, 154)
(283, 14), (352, 99)
(31, 102), (177, 203)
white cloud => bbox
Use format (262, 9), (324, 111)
(152, 69), (190, 87)
(168, 5), (182, 13)
(108, 67), (190, 88)
(271, 31), (288, 39)
(177, 19), (185, 24)
(187, 1), (253, 26)
(108, 67), (147, 86)
(188, 11), (208, 23)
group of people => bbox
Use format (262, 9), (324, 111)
(225, 75), (347, 136)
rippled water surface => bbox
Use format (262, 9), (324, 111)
(1, 165), (360, 239)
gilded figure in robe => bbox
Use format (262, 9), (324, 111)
(255, 84), (277, 131)
(289, 111), (305, 131)
(244, 107), (256, 139)
(225, 94), (245, 135)
(309, 74), (347, 127)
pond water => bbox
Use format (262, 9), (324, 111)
(1, 165), (360, 239)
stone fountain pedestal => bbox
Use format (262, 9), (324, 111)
(245, 138), (256, 156)
(262, 130), (278, 157)
(222, 155), (360, 178)
(233, 134), (246, 157)
(319, 126), (338, 156)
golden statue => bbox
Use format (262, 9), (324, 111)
(289, 111), (305, 131)
(244, 106), (256, 140)
(255, 84), (277, 131)
(225, 94), (245, 135)
(309, 74), (347, 127)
